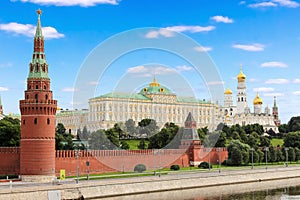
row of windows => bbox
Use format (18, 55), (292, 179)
(23, 118), (51, 125)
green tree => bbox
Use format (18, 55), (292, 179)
(269, 146), (276, 163)
(295, 147), (300, 162)
(230, 146), (243, 166)
(55, 123), (74, 150)
(120, 141), (129, 150)
(138, 119), (159, 137)
(288, 116), (300, 132)
(288, 147), (296, 162)
(125, 119), (136, 137)
(284, 132), (300, 148)
(260, 136), (270, 147)
(257, 149), (264, 163)
(279, 124), (288, 134)
(0, 117), (20, 147)
(138, 139), (147, 149)
(276, 149), (284, 163)
(89, 129), (112, 149)
(227, 140), (250, 166)
(205, 131), (226, 147)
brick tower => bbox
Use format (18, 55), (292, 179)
(19, 10), (57, 182)
(179, 112), (202, 166)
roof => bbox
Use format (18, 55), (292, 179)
(93, 92), (151, 100)
(237, 68), (246, 82)
(185, 112), (196, 123)
(224, 88), (232, 94)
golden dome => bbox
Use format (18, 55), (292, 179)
(224, 88), (232, 94)
(57, 106), (61, 110)
(149, 77), (160, 87)
(253, 93), (263, 105)
(237, 68), (246, 82)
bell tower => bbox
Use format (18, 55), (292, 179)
(19, 10), (57, 182)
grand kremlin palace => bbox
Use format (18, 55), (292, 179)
(57, 77), (218, 134)
(57, 68), (280, 134)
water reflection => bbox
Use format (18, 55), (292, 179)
(98, 179), (300, 200)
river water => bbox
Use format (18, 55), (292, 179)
(99, 179), (300, 200)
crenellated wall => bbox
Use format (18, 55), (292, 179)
(0, 147), (228, 176)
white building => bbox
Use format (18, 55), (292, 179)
(220, 68), (280, 132)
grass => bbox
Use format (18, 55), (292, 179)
(121, 139), (149, 150)
(271, 138), (284, 147)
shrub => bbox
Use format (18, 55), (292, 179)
(134, 164), (146, 173)
(170, 164), (180, 171)
(198, 162), (212, 169)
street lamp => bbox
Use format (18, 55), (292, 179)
(75, 149), (80, 183)
(265, 147), (269, 171)
(208, 148), (211, 171)
(285, 147), (289, 167)
(217, 147), (221, 173)
(250, 148), (254, 169)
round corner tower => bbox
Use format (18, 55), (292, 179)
(19, 10), (57, 181)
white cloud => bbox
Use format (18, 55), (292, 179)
(62, 87), (78, 92)
(145, 26), (215, 38)
(207, 81), (225, 85)
(13, 0), (119, 7)
(127, 66), (149, 74)
(0, 62), (12, 68)
(175, 65), (194, 72)
(249, 2), (277, 8)
(248, 0), (299, 8)
(194, 46), (213, 52)
(239, 1), (246, 4)
(253, 87), (275, 92)
(249, 78), (259, 82)
(210, 16), (234, 23)
(263, 92), (284, 97)
(260, 61), (288, 68)
(0, 22), (64, 39)
(127, 65), (193, 77)
(145, 29), (174, 38)
(293, 79), (300, 83)
(166, 25), (215, 33)
(232, 43), (265, 51)
(293, 91), (300, 95)
(265, 78), (289, 84)
(0, 87), (9, 92)
(272, 0), (300, 8)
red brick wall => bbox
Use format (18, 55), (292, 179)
(0, 147), (228, 176)
(0, 147), (20, 175)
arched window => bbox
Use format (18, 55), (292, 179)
(34, 118), (37, 125)
(35, 94), (38, 102)
(241, 97), (244, 101)
(44, 85), (46, 90)
(47, 118), (50, 125)
(23, 120), (25, 125)
(36, 85), (38, 89)
(45, 94), (48, 100)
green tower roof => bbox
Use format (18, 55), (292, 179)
(27, 9), (49, 79)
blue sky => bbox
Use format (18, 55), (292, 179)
(0, 0), (300, 123)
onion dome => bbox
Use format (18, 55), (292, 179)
(224, 88), (232, 94)
(237, 68), (246, 82)
(253, 93), (263, 105)
(140, 77), (172, 94)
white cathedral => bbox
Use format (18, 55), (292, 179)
(219, 68), (280, 132)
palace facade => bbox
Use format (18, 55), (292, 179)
(57, 77), (219, 134)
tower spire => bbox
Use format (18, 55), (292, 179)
(28, 9), (48, 79)
(0, 95), (3, 115)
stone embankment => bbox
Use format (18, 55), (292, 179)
(1, 166), (300, 200)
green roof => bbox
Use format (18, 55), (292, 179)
(177, 96), (209, 104)
(94, 92), (151, 100)
(57, 109), (89, 116)
(139, 85), (173, 95)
